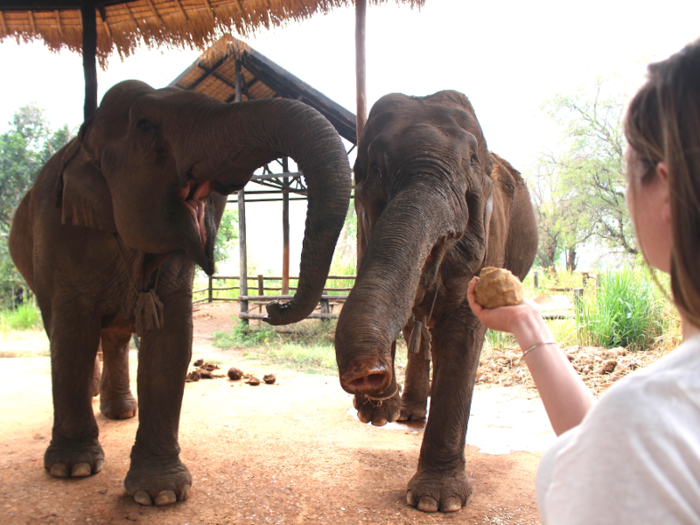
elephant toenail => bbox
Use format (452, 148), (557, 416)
(134, 490), (153, 506)
(155, 490), (177, 506)
(71, 463), (91, 477)
(440, 497), (463, 512)
(180, 484), (191, 501)
(417, 496), (439, 512)
(406, 490), (416, 506)
(94, 459), (104, 473)
(49, 464), (69, 478)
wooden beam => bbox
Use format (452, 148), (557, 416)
(81, 0), (97, 120)
(55, 10), (62, 35)
(28, 10), (36, 33)
(355, 0), (367, 144)
(145, 0), (164, 25)
(174, 0), (188, 20)
(235, 59), (248, 325)
(0, 11), (7, 37)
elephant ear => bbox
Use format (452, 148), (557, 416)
(56, 122), (117, 233)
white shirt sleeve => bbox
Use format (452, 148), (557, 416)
(536, 343), (700, 525)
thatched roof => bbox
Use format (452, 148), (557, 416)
(170, 34), (357, 144)
(0, 0), (424, 66)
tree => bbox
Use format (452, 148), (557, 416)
(0, 105), (73, 307)
(214, 207), (239, 265)
(532, 79), (637, 270)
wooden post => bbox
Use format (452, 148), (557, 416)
(234, 59), (249, 325)
(355, 0), (367, 144)
(282, 157), (290, 295)
(81, 0), (98, 120)
(208, 275), (213, 303)
(534, 271), (539, 289)
(320, 289), (330, 324)
(238, 189), (249, 325)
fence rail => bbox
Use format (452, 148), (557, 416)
(193, 274), (356, 322)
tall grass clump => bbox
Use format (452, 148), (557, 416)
(0, 304), (42, 332)
(576, 265), (672, 350)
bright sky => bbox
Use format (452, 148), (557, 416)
(1, 0), (699, 273)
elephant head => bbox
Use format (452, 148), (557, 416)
(335, 91), (495, 396)
(58, 80), (351, 325)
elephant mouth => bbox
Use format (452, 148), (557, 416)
(179, 180), (212, 250)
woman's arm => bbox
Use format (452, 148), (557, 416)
(468, 278), (596, 435)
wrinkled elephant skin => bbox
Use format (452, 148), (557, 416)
(8, 80), (351, 506)
(335, 91), (538, 512)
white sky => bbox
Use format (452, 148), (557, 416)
(1, 0), (699, 273)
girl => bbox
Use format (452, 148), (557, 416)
(467, 40), (700, 524)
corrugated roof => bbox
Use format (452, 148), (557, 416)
(170, 34), (357, 144)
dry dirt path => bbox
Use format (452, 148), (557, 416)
(0, 303), (552, 525)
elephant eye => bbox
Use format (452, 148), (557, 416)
(470, 153), (479, 167)
(137, 118), (157, 133)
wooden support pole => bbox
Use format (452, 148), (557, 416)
(282, 156), (290, 295)
(81, 0), (98, 120)
(235, 59), (249, 324)
(355, 0), (367, 144)
(208, 275), (213, 303)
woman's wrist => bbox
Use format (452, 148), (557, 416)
(510, 305), (554, 353)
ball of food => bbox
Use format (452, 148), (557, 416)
(227, 367), (243, 381)
(474, 267), (524, 309)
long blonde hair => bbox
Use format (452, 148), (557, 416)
(624, 39), (700, 327)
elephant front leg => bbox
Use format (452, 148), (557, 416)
(406, 315), (485, 513)
(99, 330), (137, 420)
(45, 311), (105, 479)
(123, 293), (193, 506)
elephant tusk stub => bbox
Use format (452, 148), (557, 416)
(180, 180), (212, 250)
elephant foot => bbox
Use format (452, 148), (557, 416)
(124, 454), (192, 506)
(406, 470), (472, 513)
(100, 392), (137, 420)
(44, 439), (105, 479)
(398, 399), (428, 422)
(353, 392), (401, 426)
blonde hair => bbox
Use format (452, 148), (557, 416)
(624, 39), (700, 327)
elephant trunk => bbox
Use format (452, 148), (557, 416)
(189, 99), (352, 325)
(335, 184), (463, 397)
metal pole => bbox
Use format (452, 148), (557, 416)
(282, 157), (290, 295)
(80, 0), (98, 120)
(355, 0), (367, 144)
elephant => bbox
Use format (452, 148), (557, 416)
(8, 80), (351, 506)
(335, 91), (537, 513)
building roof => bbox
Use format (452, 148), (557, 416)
(169, 34), (357, 145)
(0, 0), (423, 66)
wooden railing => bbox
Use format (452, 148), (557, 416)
(193, 274), (356, 321)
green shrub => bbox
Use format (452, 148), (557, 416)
(575, 265), (671, 350)
(0, 304), (42, 331)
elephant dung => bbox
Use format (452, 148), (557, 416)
(263, 374), (276, 385)
(246, 376), (261, 386)
(228, 367), (244, 381)
(475, 267), (523, 309)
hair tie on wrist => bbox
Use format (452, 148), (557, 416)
(522, 341), (555, 357)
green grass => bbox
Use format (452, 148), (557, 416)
(0, 304), (42, 332)
(575, 265), (675, 350)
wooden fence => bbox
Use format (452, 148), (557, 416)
(193, 274), (356, 321)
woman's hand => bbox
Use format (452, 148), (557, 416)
(467, 277), (552, 349)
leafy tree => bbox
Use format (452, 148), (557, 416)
(214, 207), (239, 265)
(532, 79), (636, 270)
(0, 105), (73, 307)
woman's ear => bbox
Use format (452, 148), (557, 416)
(58, 122), (117, 233)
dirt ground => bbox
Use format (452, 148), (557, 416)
(0, 302), (579, 525)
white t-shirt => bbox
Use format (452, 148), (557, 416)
(536, 334), (700, 524)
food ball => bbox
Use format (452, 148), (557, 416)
(474, 267), (523, 309)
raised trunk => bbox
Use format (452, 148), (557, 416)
(335, 185), (460, 396)
(187, 99), (352, 325)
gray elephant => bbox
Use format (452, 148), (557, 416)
(335, 91), (537, 512)
(8, 80), (351, 506)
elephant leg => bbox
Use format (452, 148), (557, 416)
(90, 351), (102, 397)
(124, 290), (193, 506)
(406, 312), (486, 513)
(353, 342), (401, 426)
(44, 307), (105, 479)
(399, 327), (431, 422)
(99, 330), (137, 420)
